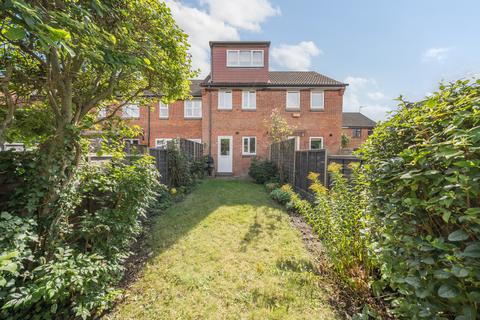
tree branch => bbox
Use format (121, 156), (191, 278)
(0, 65), (17, 144)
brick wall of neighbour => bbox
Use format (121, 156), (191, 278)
(341, 127), (372, 150)
(202, 88), (344, 177)
(128, 100), (203, 147)
(210, 44), (269, 83)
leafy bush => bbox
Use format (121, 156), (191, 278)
(265, 182), (280, 193)
(270, 188), (291, 205)
(249, 158), (278, 184)
(0, 155), (162, 319)
(359, 80), (480, 318)
(167, 141), (193, 187)
(281, 168), (374, 288)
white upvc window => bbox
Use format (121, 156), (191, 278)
(159, 102), (169, 118)
(188, 138), (202, 144)
(310, 91), (325, 110)
(122, 103), (140, 118)
(226, 50), (264, 67)
(184, 99), (202, 118)
(286, 91), (300, 110)
(155, 138), (173, 149)
(242, 136), (256, 155)
(125, 139), (140, 145)
(218, 90), (232, 110)
(242, 90), (256, 110)
(309, 137), (324, 150)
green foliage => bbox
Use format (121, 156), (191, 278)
(265, 182), (280, 193)
(166, 140), (193, 188)
(248, 158), (278, 184)
(359, 80), (480, 319)
(270, 188), (291, 205)
(281, 169), (375, 288)
(341, 133), (351, 149)
(0, 155), (163, 318)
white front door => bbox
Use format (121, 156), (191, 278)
(217, 136), (233, 173)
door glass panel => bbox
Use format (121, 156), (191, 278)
(220, 139), (230, 156)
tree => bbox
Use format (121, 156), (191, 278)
(341, 133), (350, 149)
(264, 108), (295, 181)
(0, 0), (195, 251)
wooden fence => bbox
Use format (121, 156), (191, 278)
(270, 139), (359, 195)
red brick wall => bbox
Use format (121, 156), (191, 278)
(128, 100), (202, 147)
(211, 44), (269, 83)
(202, 88), (344, 177)
(341, 127), (372, 150)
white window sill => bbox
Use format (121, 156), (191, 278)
(286, 107), (300, 111)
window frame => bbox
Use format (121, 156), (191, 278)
(155, 138), (173, 149)
(188, 138), (202, 144)
(288, 136), (300, 150)
(286, 91), (300, 110)
(125, 139), (140, 145)
(310, 90), (325, 110)
(242, 136), (257, 156)
(242, 90), (256, 110)
(309, 137), (324, 150)
(218, 90), (233, 110)
(352, 128), (362, 138)
(159, 102), (169, 119)
(184, 99), (202, 118)
(122, 103), (140, 118)
(226, 50), (264, 67)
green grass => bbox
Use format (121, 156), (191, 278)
(109, 179), (338, 320)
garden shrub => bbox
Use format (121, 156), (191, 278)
(265, 182), (280, 193)
(270, 188), (291, 205)
(0, 155), (162, 319)
(249, 157), (278, 184)
(281, 169), (374, 288)
(359, 80), (480, 319)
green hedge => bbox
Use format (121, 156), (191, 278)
(248, 157), (278, 184)
(0, 155), (161, 319)
(360, 80), (480, 319)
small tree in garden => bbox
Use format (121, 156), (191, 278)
(359, 79), (480, 319)
(341, 133), (350, 149)
(0, 0), (195, 249)
(265, 108), (294, 181)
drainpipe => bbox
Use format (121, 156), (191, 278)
(208, 84), (212, 156)
(147, 102), (151, 147)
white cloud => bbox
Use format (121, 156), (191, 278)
(422, 47), (451, 62)
(271, 41), (322, 70)
(166, 0), (279, 77)
(200, 0), (280, 32)
(343, 76), (392, 121)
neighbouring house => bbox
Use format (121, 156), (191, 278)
(117, 41), (348, 177)
(341, 112), (376, 150)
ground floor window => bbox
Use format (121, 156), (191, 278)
(125, 139), (140, 145)
(288, 136), (300, 150)
(155, 138), (172, 149)
(242, 136), (256, 155)
(309, 137), (324, 150)
(188, 138), (202, 144)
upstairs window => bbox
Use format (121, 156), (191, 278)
(184, 99), (202, 118)
(367, 129), (374, 136)
(227, 50), (264, 67)
(122, 104), (140, 118)
(310, 91), (324, 110)
(218, 90), (232, 110)
(352, 128), (361, 138)
(242, 90), (256, 110)
(242, 137), (256, 155)
(286, 91), (300, 110)
(159, 102), (168, 118)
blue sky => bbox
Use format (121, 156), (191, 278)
(167, 0), (480, 120)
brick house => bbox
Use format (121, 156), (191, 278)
(124, 41), (348, 177)
(341, 112), (376, 150)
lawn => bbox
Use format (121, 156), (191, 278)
(108, 179), (338, 319)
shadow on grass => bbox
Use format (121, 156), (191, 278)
(149, 179), (278, 257)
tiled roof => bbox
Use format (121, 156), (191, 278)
(190, 79), (203, 96)
(342, 112), (376, 128)
(268, 71), (346, 86)
(202, 71), (346, 87)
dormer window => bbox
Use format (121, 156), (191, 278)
(227, 50), (264, 67)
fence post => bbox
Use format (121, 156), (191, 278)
(324, 149), (328, 186)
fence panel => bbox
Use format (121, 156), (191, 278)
(294, 150), (327, 197)
(149, 148), (168, 184)
(327, 155), (361, 185)
(270, 139), (295, 184)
